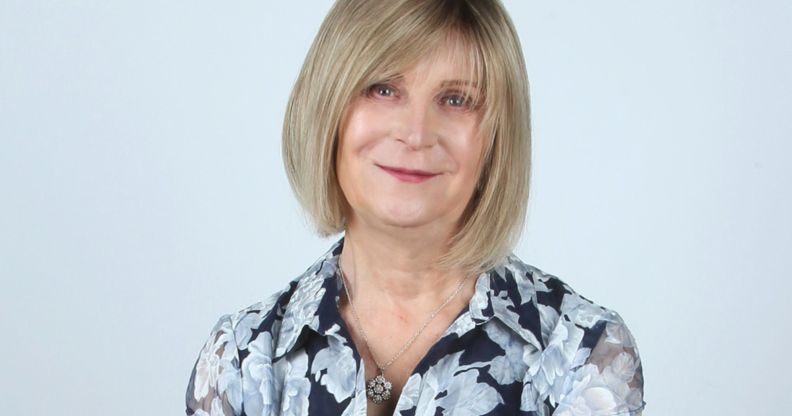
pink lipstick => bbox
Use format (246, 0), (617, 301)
(378, 165), (439, 183)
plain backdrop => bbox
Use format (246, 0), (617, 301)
(1, 1), (790, 414)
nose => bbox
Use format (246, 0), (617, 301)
(395, 99), (438, 149)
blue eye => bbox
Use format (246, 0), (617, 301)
(368, 84), (396, 97)
(445, 94), (469, 107)
(443, 92), (477, 110)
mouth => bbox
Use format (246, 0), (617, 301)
(377, 164), (440, 183)
(378, 165), (438, 175)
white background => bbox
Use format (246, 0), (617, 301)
(1, 1), (790, 414)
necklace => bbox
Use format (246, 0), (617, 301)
(338, 266), (471, 404)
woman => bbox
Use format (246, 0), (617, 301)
(186, 1), (646, 415)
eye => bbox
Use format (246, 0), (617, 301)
(441, 91), (476, 110)
(444, 94), (470, 108)
(366, 83), (397, 98)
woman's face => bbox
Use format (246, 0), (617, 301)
(336, 43), (486, 232)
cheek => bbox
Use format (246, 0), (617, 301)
(445, 124), (486, 177)
(337, 106), (387, 190)
(339, 106), (389, 159)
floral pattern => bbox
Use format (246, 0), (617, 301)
(186, 235), (646, 415)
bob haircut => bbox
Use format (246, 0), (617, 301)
(283, 0), (531, 277)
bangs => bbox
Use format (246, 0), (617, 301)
(347, 2), (494, 124)
(354, 26), (495, 142)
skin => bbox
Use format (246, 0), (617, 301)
(334, 39), (488, 411)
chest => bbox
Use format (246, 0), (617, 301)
(265, 315), (537, 416)
(339, 300), (470, 415)
(357, 321), (452, 406)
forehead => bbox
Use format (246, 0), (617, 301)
(410, 42), (477, 82)
(372, 32), (483, 87)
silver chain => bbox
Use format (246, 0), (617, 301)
(338, 266), (472, 373)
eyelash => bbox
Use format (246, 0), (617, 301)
(364, 83), (475, 110)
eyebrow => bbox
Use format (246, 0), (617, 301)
(440, 80), (478, 88)
(381, 76), (478, 89)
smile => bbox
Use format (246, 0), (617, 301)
(377, 165), (439, 183)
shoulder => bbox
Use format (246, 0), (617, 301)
(501, 253), (634, 347)
(207, 237), (344, 357)
(224, 244), (337, 350)
(503, 256), (646, 413)
(186, 266), (317, 416)
(222, 274), (302, 353)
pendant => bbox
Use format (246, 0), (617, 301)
(365, 372), (393, 404)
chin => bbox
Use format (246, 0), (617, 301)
(375, 201), (438, 228)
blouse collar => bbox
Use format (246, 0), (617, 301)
(273, 234), (545, 360)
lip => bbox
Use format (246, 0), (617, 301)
(377, 164), (439, 183)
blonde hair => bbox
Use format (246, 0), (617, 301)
(282, 0), (531, 277)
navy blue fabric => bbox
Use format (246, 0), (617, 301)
(185, 235), (646, 415)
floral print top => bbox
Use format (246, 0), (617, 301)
(185, 235), (646, 415)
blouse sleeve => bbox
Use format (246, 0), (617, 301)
(185, 314), (244, 416)
(552, 311), (646, 416)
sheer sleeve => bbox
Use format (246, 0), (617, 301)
(552, 311), (646, 416)
(185, 314), (244, 416)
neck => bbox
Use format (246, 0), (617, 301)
(338, 216), (469, 309)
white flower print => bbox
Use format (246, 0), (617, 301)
(604, 313), (637, 349)
(524, 263), (555, 293)
(467, 272), (495, 322)
(187, 315), (243, 416)
(242, 330), (313, 416)
(191, 396), (228, 416)
(276, 271), (326, 357)
(550, 312), (645, 415)
(520, 378), (541, 413)
(489, 286), (544, 349)
(559, 293), (607, 330)
(193, 338), (222, 400)
(444, 311), (476, 338)
(193, 320), (232, 398)
(484, 320), (533, 384)
(241, 330), (277, 416)
(311, 325), (357, 401)
(394, 373), (423, 411)
(527, 317), (587, 406)
(233, 289), (287, 350)
(276, 348), (311, 415)
(538, 304), (560, 346)
(185, 236), (646, 416)
(436, 369), (504, 416)
(415, 351), (502, 415)
(234, 310), (264, 351)
(553, 357), (638, 416)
